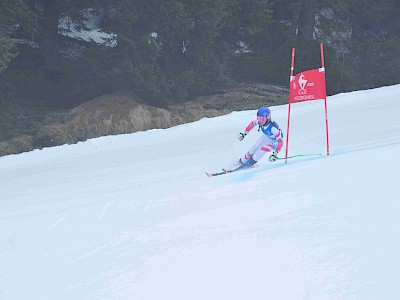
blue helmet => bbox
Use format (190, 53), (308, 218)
(256, 107), (271, 123)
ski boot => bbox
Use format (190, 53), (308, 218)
(238, 157), (257, 169)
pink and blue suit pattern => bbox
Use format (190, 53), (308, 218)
(241, 119), (284, 164)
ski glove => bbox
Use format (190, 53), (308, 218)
(238, 132), (247, 141)
(269, 152), (278, 162)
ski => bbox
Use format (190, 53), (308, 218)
(205, 166), (243, 177)
(206, 153), (324, 177)
(206, 169), (231, 177)
(205, 170), (227, 177)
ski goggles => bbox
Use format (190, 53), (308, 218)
(257, 115), (269, 123)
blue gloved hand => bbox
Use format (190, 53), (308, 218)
(238, 132), (247, 141)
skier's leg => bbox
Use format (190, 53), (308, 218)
(252, 137), (281, 162)
(240, 135), (268, 164)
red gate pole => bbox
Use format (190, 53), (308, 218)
(285, 47), (296, 164)
(320, 43), (330, 156)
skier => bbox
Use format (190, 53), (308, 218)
(237, 107), (283, 169)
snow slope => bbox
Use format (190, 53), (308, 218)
(1, 84), (400, 300)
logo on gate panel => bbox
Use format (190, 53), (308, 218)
(297, 74), (315, 95)
(298, 74), (308, 92)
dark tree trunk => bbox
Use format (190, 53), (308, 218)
(297, 0), (317, 41)
(26, 0), (36, 11)
(40, 0), (61, 67)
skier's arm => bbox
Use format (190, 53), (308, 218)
(244, 120), (258, 133)
(275, 138), (284, 153)
(271, 127), (284, 153)
(238, 120), (258, 141)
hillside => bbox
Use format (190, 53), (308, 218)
(0, 83), (288, 156)
(1, 84), (399, 299)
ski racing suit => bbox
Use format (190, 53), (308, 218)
(241, 119), (284, 163)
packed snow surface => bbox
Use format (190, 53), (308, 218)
(1, 84), (400, 299)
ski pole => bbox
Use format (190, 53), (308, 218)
(275, 153), (323, 160)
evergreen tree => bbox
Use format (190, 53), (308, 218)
(0, 0), (35, 74)
(170, 0), (232, 99)
(102, 0), (235, 106)
(0, 36), (17, 75)
(316, 0), (400, 92)
(39, 0), (97, 66)
(1, 0), (399, 107)
(97, 0), (171, 106)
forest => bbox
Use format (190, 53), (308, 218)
(1, 0), (400, 109)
